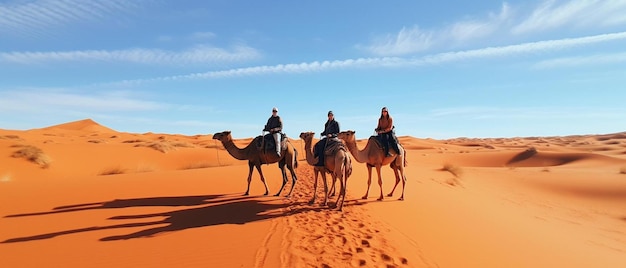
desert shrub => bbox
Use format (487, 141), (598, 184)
(123, 139), (146, 143)
(99, 166), (126, 176)
(180, 161), (219, 170)
(441, 163), (463, 177)
(11, 145), (51, 168)
(134, 142), (175, 153)
(620, 166), (626, 175)
(170, 141), (195, 148)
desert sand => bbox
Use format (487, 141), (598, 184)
(1, 119), (625, 267)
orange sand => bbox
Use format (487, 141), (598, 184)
(1, 119), (625, 267)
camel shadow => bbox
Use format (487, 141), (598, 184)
(4, 194), (228, 218)
(2, 194), (303, 243)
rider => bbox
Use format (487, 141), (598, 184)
(375, 106), (399, 157)
(263, 107), (283, 156)
(314, 110), (340, 166)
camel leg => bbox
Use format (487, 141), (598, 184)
(284, 165), (298, 198)
(387, 167), (401, 197)
(329, 173), (337, 197)
(309, 169), (319, 205)
(274, 165), (288, 197)
(254, 164), (270, 196)
(362, 164), (373, 199)
(336, 172), (346, 211)
(244, 162), (254, 196)
(376, 165), (384, 201)
(321, 170), (329, 207)
(398, 166), (406, 201)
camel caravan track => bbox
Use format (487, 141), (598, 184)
(273, 166), (415, 268)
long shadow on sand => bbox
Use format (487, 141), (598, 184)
(2, 194), (310, 243)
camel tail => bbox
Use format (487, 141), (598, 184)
(345, 152), (352, 177)
(404, 148), (408, 167)
(294, 148), (299, 168)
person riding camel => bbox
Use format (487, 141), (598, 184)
(314, 110), (340, 166)
(263, 107), (283, 156)
(375, 106), (399, 157)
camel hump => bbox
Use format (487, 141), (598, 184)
(369, 136), (384, 149)
(324, 138), (347, 156)
(258, 133), (288, 152)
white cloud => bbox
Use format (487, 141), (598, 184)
(362, 1), (626, 56)
(360, 26), (435, 56)
(361, 3), (512, 56)
(0, 45), (261, 65)
(0, 0), (146, 35)
(0, 90), (165, 113)
(513, 0), (626, 34)
(534, 52), (626, 69)
(107, 31), (626, 85)
(430, 106), (626, 120)
(418, 31), (626, 64)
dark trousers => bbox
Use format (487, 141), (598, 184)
(379, 132), (399, 156)
(313, 139), (328, 166)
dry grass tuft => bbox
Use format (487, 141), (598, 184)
(180, 161), (220, 170)
(170, 141), (196, 148)
(123, 139), (146, 143)
(11, 145), (51, 168)
(1, 135), (20, 140)
(135, 163), (158, 173)
(441, 163), (463, 177)
(135, 142), (175, 153)
(99, 166), (126, 176)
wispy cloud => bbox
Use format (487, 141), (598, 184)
(0, 0), (147, 36)
(0, 90), (165, 113)
(360, 3), (511, 56)
(513, 0), (626, 34)
(109, 31), (626, 85)
(430, 106), (626, 120)
(418, 31), (626, 64)
(363, 0), (626, 56)
(0, 45), (261, 65)
(534, 52), (626, 69)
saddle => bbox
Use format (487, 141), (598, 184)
(323, 138), (347, 156)
(257, 133), (288, 153)
(370, 134), (401, 156)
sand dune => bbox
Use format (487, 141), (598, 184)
(1, 119), (625, 267)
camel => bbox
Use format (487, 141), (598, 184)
(299, 132), (352, 210)
(212, 131), (298, 197)
(337, 130), (407, 201)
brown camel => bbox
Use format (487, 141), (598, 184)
(212, 131), (298, 197)
(337, 130), (407, 201)
(299, 132), (352, 210)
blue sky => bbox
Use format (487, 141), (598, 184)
(1, 0), (625, 139)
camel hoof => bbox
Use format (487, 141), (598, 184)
(308, 200), (315, 205)
(398, 197), (404, 201)
(377, 197), (384, 201)
(243, 192), (250, 196)
(273, 193), (279, 197)
(361, 196), (368, 200)
(386, 193), (393, 197)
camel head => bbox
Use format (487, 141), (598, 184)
(299, 131), (315, 143)
(337, 130), (356, 143)
(212, 131), (232, 142)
